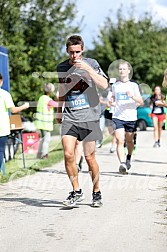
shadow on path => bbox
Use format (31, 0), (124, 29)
(0, 197), (92, 210)
(135, 159), (167, 165)
(100, 171), (166, 179)
(0, 197), (62, 208)
(36, 169), (66, 174)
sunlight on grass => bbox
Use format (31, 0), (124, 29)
(0, 133), (113, 184)
(0, 137), (63, 184)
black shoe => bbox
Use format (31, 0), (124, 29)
(63, 189), (85, 207)
(91, 191), (103, 207)
(79, 155), (83, 166)
(77, 164), (81, 172)
(77, 155), (84, 172)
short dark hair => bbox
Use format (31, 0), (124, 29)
(0, 73), (3, 80)
(66, 35), (84, 49)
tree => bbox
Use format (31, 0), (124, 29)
(0, 0), (30, 103)
(0, 0), (80, 118)
(85, 6), (167, 90)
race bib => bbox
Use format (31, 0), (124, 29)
(153, 107), (162, 114)
(116, 92), (130, 100)
(67, 93), (90, 110)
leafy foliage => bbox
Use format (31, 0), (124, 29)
(0, 0), (80, 119)
(85, 6), (167, 91)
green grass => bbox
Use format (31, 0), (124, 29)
(0, 137), (64, 184)
(0, 133), (112, 184)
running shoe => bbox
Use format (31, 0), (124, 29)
(119, 163), (128, 174)
(76, 164), (81, 172)
(77, 155), (84, 172)
(110, 147), (115, 153)
(96, 143), (102, 148)
(63, 189), (85, 207)
(91, 191), (103, 207)
(153, 142), (159, 148)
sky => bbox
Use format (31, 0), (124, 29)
(74, 0), (167, 49)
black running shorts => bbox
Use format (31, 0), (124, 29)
(61, 120), (102, 142)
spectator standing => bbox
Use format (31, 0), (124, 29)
(0, 73), (29, 169)
(35, 83), (58, 159)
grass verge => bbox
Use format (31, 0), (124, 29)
(0, 134), (112, 184)
(0, 138), (64, 184)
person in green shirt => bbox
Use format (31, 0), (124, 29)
(0, 73), (29, 169)
(35, 83), (58, 159)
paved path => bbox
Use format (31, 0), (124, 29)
(0, 129), (167, 252)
